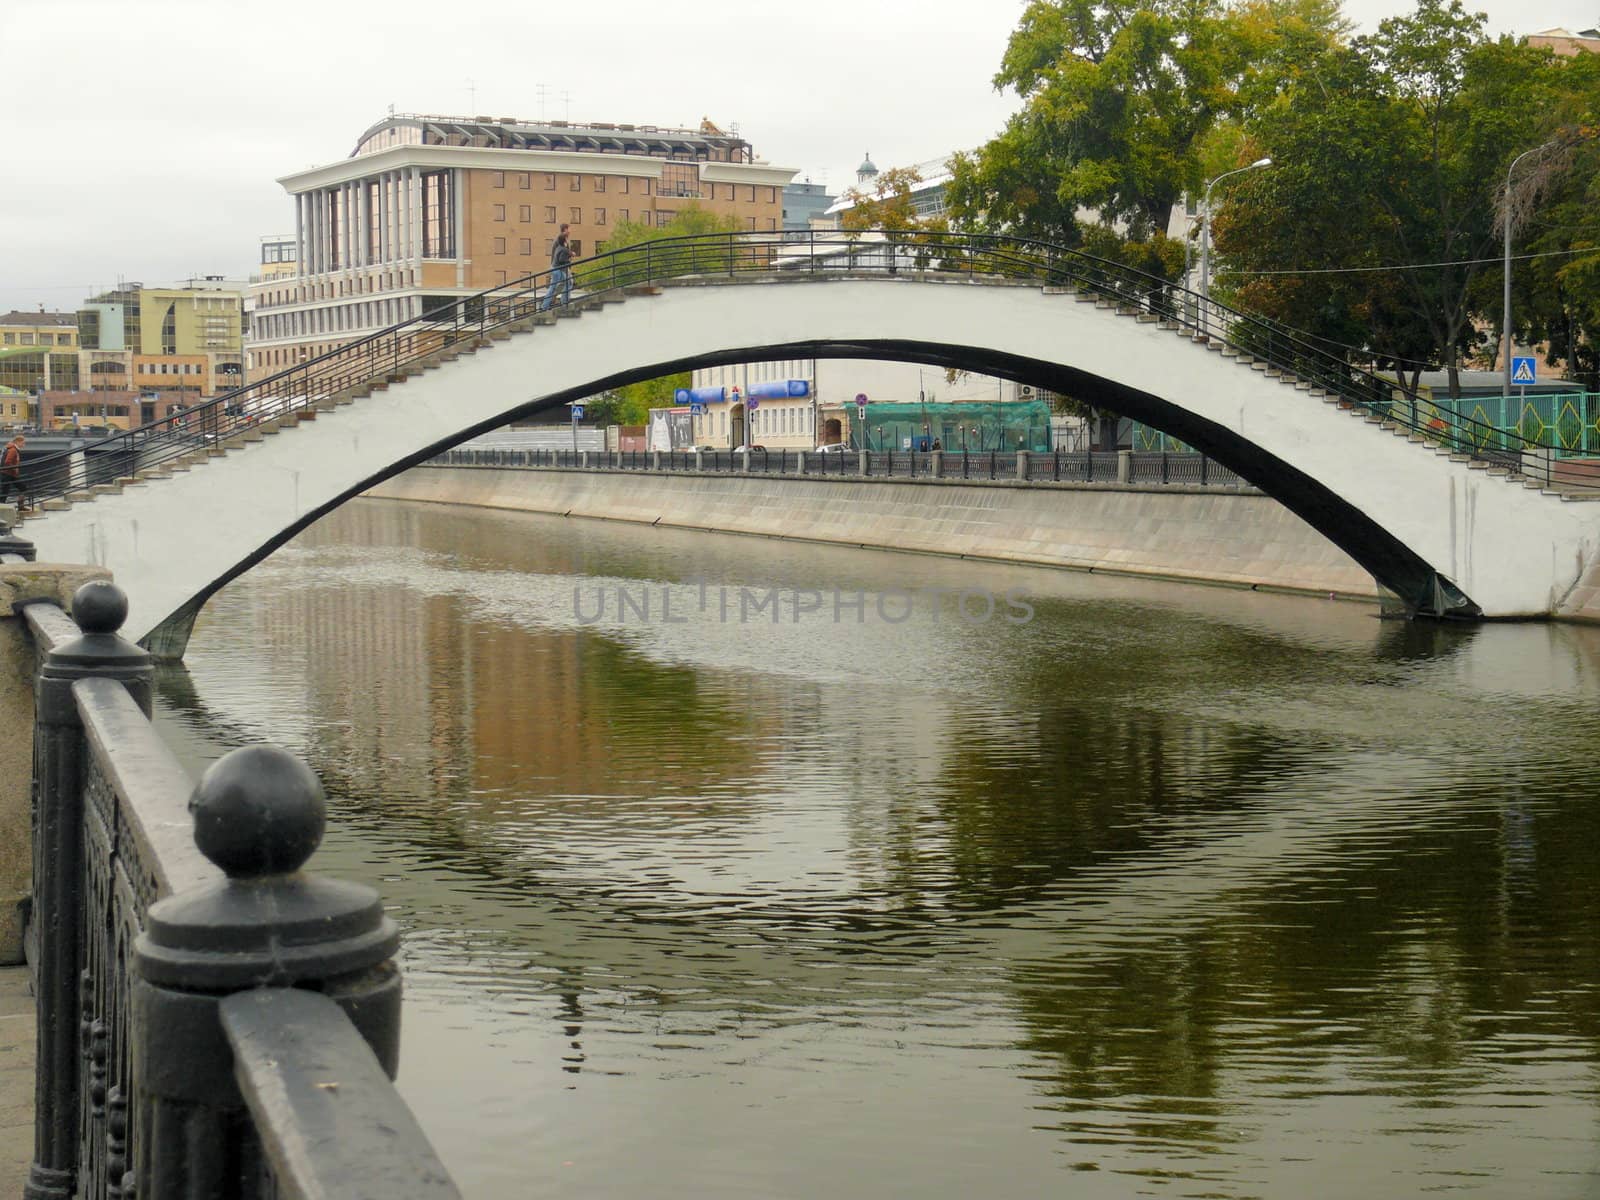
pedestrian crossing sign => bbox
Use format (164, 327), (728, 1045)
(1511, 357), (1537, 385)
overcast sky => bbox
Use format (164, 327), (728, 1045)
(0, 0), (1591, 313)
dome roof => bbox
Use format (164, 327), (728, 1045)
(857, 153), (879, 177)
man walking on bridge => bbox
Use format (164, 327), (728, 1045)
(541, 224), (573, 311)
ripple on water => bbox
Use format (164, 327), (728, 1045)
(151, 502), (1600, 1200)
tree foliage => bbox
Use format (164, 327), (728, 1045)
(577, 205), (742, 426)
(838, 167), (948, 233)
(959, 0), (1600, 396)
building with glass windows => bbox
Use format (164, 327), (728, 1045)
(247, 113), (797, 374)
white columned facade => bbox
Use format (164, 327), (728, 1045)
(453, 168), (467, 286)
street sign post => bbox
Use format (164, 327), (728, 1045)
(1511, 357), (1537, 387)
(568, 401), (584, 455)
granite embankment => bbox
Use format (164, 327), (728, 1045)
(364, 467), (1380, 601)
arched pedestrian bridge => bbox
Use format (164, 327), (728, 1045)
(14, 231), (1600, 654)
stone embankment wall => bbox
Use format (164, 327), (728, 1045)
(363, 468), (1381, 601)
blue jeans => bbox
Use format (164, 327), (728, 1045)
(541, 267), (572, 310)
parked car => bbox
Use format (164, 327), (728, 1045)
(814, 442), (851, 453)
(733, 444), (767, 454)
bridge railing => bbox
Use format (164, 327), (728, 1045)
(14, 229), (1587, 508)
(22, 578), (459, 1200)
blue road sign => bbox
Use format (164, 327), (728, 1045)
(570, 403), (585, 420)
(690, 403), (705, 416)
(1511, 357), (1537, 386)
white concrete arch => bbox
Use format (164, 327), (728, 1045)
(18, 277), (1600, 650)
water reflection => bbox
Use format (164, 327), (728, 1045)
(153, 498), (1600, 1199)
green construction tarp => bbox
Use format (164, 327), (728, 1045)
(850, 400), (1053, 453)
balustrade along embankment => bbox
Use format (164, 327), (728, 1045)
(0, 542), (461, 1198)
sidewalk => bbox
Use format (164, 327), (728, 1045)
(0, 966), (33, 1192)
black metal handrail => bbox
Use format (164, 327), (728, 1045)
(24, 579), (458, 1199)
(11, 229), (1586, 506)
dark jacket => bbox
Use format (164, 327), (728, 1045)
(551, 238), (572, 270)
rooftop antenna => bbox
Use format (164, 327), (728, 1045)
(466, 78), (477, 112)
(560, 90), (572, 120)
(536, 84), (548, 121)
(388, 101), (395, 116)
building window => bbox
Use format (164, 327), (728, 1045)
(766, 187), (777, 203)
(422, 170), (455, 257)
(519, 238), (532, 255)
(544, 206), (557, 222)
(570, 240), (582, 256)
(518, 173), (531, 189)
(492, 171), (505, 187)
(519, 205), (532, 222)
(569, 207), (581, 223)
(493, 204), (506, 221)
(641, 178), (652, 196)
(618, 208), (629, 224)
(328, 188), (343, 269)
(595, 208), (606, 225)
(543, 173), (556, 189)
(367, 180), (382, 261)
(493, 237), (506, 254)
(642, 211), (652, 226)
(662, 163), (697, 198)
(766, 217), (777, 231)
(594, 176), (606, 193)
(620, 177), (630, 194)
(496, 270), (507, 284)
(747, 217), (757, 230)
(569, 175), (582, 191)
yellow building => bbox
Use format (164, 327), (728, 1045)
(248, 113), (797, 372)
(78, 280), (245, 397)
(0, 310), (78, 350)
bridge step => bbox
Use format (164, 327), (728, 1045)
(1135, 313), (1158, 323)
(67, 491), (95, 503)
(90, 484), (121, 496)
(41, 499), (71, 512)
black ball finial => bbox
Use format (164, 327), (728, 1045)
(70, 580), (128, 635)
(189, 746), (327, 879)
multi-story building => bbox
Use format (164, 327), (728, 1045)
(0, 310), (78, 351)
(78, 280), (246, 401)
(248, 113), (797, 372)
(782, 179), (835, 232)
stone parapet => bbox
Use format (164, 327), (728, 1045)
(0, 563), (112, 964)
(362, 466), (1381, 602)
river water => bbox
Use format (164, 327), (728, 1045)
(152, 498), (1600, 1200)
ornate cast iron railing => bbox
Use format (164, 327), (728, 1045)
(22, 577), (459, 1200)
(12, 230), (1596, 510)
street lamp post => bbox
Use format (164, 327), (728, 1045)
(1199, 158), (1272, 335)
(1502, 140), (1558, 400)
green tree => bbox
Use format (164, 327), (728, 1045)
(576, 204), (742, 425)
(1217, 0), (1560, 396)
(947, 0), (1259, 248)
(838, 166), (948, 233)
(1499, 53), (1600, 390)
